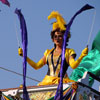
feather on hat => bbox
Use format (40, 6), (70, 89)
(48, 11), (66, 31)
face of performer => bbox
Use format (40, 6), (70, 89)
(53, 31), (64, 47)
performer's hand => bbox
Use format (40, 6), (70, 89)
(81, 47), (88, 57)
(18, 48), (23, 56)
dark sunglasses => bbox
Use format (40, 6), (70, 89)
(54, 35), (63, 39)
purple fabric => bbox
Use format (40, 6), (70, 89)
(54, 4), (94, 100)
(15, 8), (30, 100)
(0, 0), (10, 7)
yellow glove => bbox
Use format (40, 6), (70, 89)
(27, 57), (45, 70)
(81, 47), (88, 57)
(18, 48), (45, 70)
(69, 47), (88, 69)
(18, 48), (23, 56)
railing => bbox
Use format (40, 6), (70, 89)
(0, 71), (100, 100)
(76, 71), (100, 100)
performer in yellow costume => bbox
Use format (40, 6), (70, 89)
(18, 11), (88, 86)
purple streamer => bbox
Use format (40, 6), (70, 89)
(54, 4), (94, 100)
(15, 9), (30, 100)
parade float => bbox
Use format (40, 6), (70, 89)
(0, 71), (100, 100)
(0, 1), (100, 100)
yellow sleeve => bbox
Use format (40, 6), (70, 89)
(44, 48), (54, 62)
(65, 48), (76, 64)
(44, 49), (49, 56)
(68, 49), (76, 57)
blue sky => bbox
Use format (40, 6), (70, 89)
(0, 0), (100, 91)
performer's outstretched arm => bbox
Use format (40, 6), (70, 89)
(27, 56), (46, 70)
(69, 47), (88, 69)
(18, 48), (46, 70)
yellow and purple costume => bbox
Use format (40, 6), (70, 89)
(18, 11), (88, 86)
(18, 47), (88, 85)
(38, 48), (76, 86)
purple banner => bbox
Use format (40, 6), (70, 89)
(54, 4), (94, 100)
(15, 8), (30, 100)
